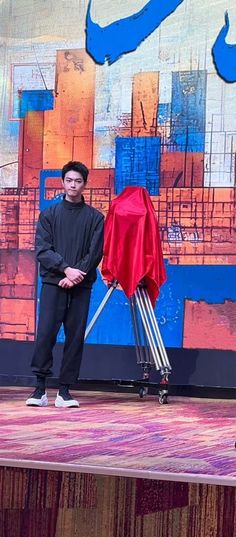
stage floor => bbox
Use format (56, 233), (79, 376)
(0, 387), (235, 486)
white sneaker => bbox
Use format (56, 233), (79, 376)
(26, 388), (48, 407)
(55, 392), (79, 408)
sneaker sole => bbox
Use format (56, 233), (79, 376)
(55, 400), (79, 408)
(26, 397), (48, 407)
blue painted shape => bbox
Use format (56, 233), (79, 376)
(86, 272), (134, 345)
(86, 0), (184, 65)
(85, 264), (236, 349)
(8, 121), (19, 137)
(158, 103), (171, 125)
(19, 90), (54, 118)
(115, 137), (160, 195)
(39, 169), (63, 211)
(157, 264), (236, 347)
(212, 12), (236, 83)
(170, 71), (206, 152)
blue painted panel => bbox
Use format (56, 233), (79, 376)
(85, 264), (236, 348)
(39, 169), (63, 210)
(8, 121), (19, 137)
(170, 71), (206, 152)
(158, 103), (171, 125)
(19, 90), (54, 118)
(115, 137), (161, 195)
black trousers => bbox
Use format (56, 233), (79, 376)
(31, 283), (91, 384)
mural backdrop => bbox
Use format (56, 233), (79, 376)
(0, 0), (235, 351)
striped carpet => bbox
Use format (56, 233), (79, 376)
(0, 388), (235, 484)
(1, 467), (235, 537)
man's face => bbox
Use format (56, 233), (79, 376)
(63, 170), (85, 201)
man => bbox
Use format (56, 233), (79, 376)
(26, 161), (104, 408)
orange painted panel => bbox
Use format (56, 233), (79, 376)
(0, 201), (19, 249)
(132, 72), (159, 136)
(0, 285), (34, 299)
(183, 300), (236, 350)
(44, 134), (74, 169)
(0, 251), (36, 287)
(45, 177), (62, 188)
(44, 50), (96, 169)
(18, 120), (24, 188)
(18, 203), (38, 251)
(73, 136), (95, 169)
(88, 169), (114, 189)
(0, 190), (39, 251)
(152, 187), (235, 264)
(19, 112), (44, 188)
(0, 298), (35, 340)
(160, 152), (204, 187)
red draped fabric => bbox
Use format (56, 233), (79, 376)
(102, 187), (166, 306)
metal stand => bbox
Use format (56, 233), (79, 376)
(85, 281), (118, 339)
(85, 281), (171, 404)
(131, 286), (171, 403)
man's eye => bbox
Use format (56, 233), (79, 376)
(66, 180), (82, 184)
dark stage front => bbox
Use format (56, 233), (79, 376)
(0, 340), (236, 396)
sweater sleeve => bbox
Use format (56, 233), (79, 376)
(35, 211), (68, 273)
(75, 214), (104, 273)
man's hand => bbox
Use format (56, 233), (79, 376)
(58, 277), (74, 289)
(64, 267), (86, 284)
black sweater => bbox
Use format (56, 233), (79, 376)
(35, 196), (104, 287)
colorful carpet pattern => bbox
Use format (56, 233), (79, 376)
(1, 467), (236, 537)
(0, 388), (235, 481)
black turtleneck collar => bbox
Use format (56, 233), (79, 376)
(62, 195), (85, 210)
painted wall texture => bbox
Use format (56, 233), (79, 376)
(0, 0), (235, 350)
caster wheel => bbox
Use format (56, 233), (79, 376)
(159, 393), (168, 405)
(139, 387), (148, 398)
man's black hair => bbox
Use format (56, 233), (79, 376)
(62, 161), (89, 183)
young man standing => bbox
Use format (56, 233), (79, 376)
(26, 161), (104, 408)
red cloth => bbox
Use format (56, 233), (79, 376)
(102, 186), (166, 306)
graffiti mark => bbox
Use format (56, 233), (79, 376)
(212, 12), (236, 83)
(86, 0), (184, 65)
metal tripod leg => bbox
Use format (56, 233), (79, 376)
(130, 296), (152, 398)
(129, 296), (144, 365)
(135, 287), (171, 372)
(134, 286), (171, 404)
(84, 281), (118, 340)
(140, 287), (171, 371)
(130, 296), (153, 366)
(135, 287), (164, 371)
